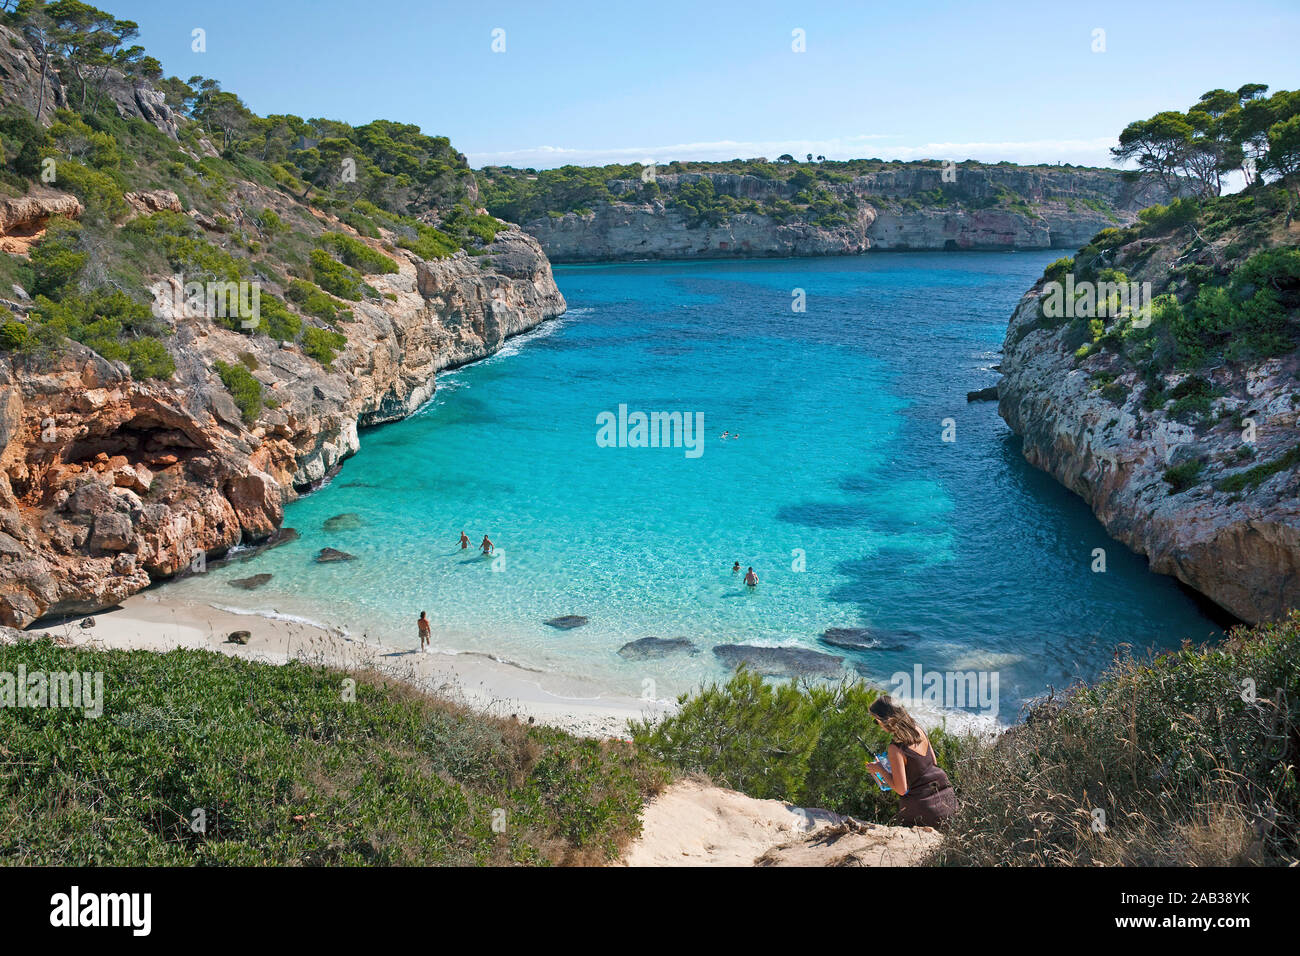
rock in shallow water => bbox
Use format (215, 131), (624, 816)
(228, 573), (272, 590)
(236, 528), (299, 563)
(323, 513), (363, 532)
(818, 627), (912, 652)
(618, 637), (696, 659)
(545, 615), (589, 630)
(713, 644), (844, 678)
(315, 547), (355, 563)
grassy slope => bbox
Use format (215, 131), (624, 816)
(0, 638), (666, 865)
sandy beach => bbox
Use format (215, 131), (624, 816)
(25, 591), (670, 739)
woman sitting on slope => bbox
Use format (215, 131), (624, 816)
(866, 696), (958, 828)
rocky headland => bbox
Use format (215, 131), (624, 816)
(997, 188), (1299, 623)
(0, 22), (565, 626)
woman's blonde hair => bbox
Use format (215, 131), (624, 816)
(870, 695), (924, 747)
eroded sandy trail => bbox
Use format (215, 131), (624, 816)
(620, 779), (942, 867)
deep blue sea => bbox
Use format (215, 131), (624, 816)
(159, 252), (1223, 721)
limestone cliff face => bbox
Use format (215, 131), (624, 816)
(521, 167), (1169, 262)
(998, 273), (1299, 624)
(531, 201), (875, 260)
(0, 227), (565, 626)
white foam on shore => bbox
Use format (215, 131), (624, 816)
(209, 604), (347, 636)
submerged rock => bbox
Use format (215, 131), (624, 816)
(228, 573), (272, 590)
(618, 637), (696, 659)
(323, 513), (363, 532)
(235, 528), (299, 563)
(545, 615), (589, 630)
(315, 547), (355, 563)
(713, 644), (844, 679)
(819, 627), (912, 652)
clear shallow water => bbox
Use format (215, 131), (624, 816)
(159, 252), (1223, 720)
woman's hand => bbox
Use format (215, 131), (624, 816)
(865, 760), (884, 776)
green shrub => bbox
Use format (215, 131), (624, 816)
(28, 290), (173, 379)
(310, 248), (365, 300)
(1215, 444), (1300, 493)
(124, 337), (176, 380)
(630, 670), (973, 821)
(318, 231), (398, 274)
(301, 325), (347, 367)
(29, 217), (87, 298)
(1162, 460), (1204, 493)
(286, 278), (350, 323)
(0, 316), (29, 351)
(214, 359), (263, 423)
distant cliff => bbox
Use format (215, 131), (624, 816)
(478, 161), (1176, 262)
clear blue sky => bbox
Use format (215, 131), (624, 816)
(114, 0), (1300, 169)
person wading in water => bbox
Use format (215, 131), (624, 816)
(866, 695), (957, 827)
(417, 611), (431, 651)
(459, 531), (470, 550)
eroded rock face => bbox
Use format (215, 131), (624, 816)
(0, 226), (565, 626)
(998, 284), (1300, 624)
(0, 189), (84, 254)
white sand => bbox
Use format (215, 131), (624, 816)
(28, 591), (669, 738)
(619, 778), (943, 867)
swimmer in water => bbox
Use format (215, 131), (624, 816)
(744, 567), (758, 588)
(481, 535), (494, 555)
(732, 561), (741, 573)
(459, 531), (470, 550)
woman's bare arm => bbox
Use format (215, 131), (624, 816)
(886, 742), (908, 794)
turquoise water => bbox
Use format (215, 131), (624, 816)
(160, 252), (1222, 720)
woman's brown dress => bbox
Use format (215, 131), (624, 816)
(894, 741), (957, 827)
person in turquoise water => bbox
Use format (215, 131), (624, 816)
(732, 561), (740, 574)
(481, 534), (494, 555)
(417, 611), (430, 651)
(459, 531), (469, 550)
(743, 567), (758, 588)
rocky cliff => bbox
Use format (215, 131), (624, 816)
(0, 13), (565, 626)
(0, 226), (564, 626)
(997, 190), (1299, 623)
(506, 165), (1171, 262)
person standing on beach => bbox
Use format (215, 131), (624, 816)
(481, 535), (494, 555)
(417, 611), (431, 650)
(459, 531), (470, 550)
(744, 567), (758, 588)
